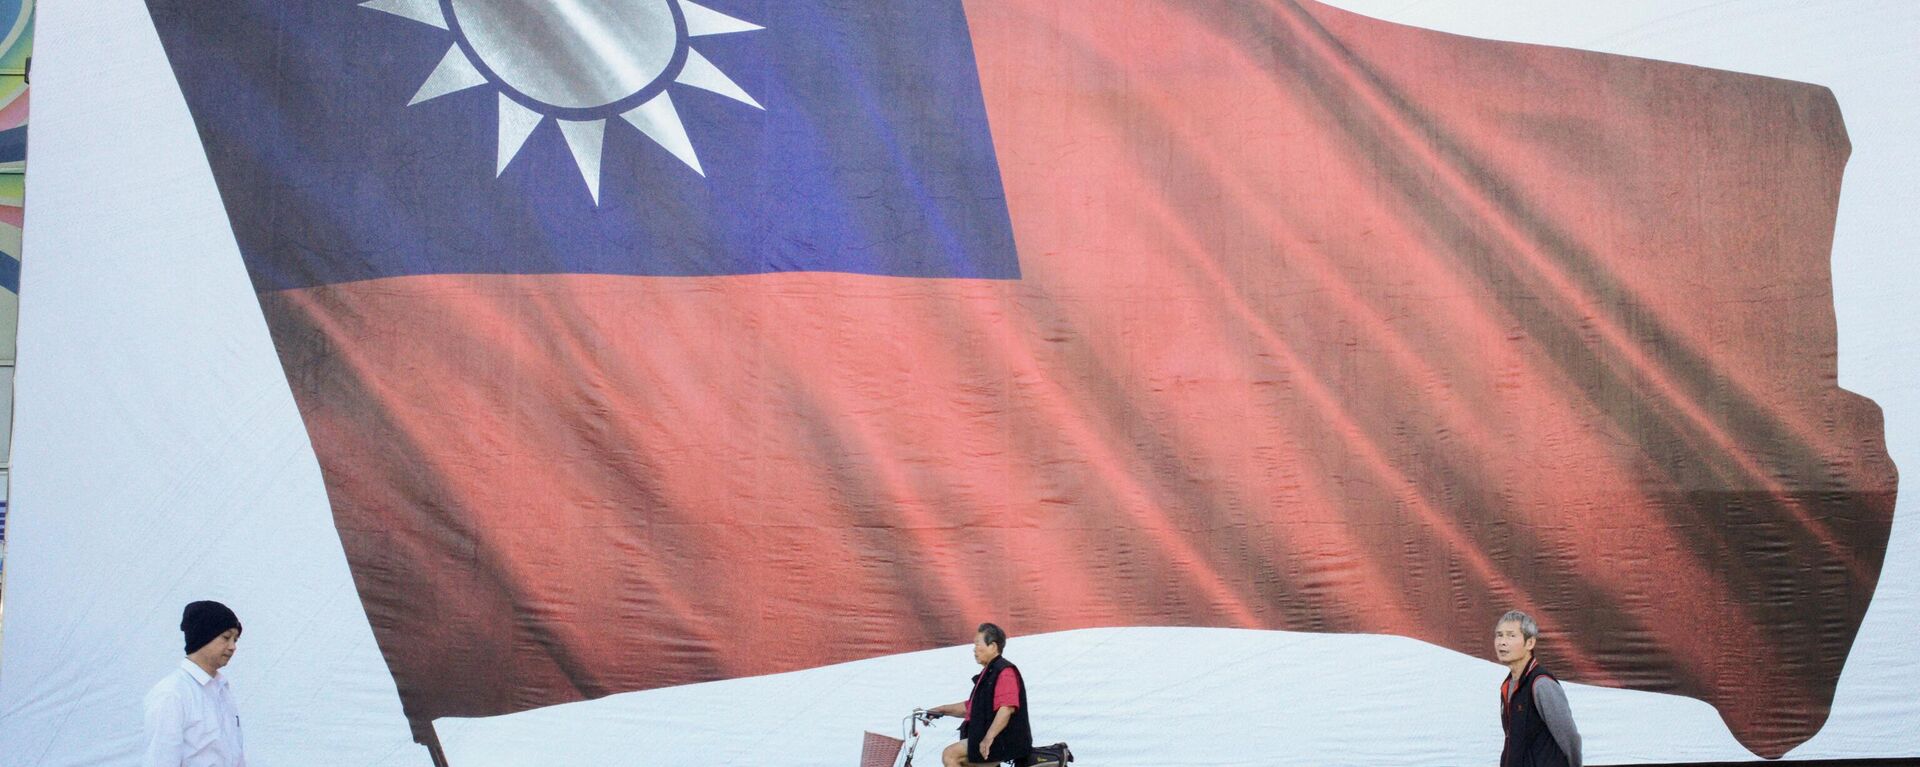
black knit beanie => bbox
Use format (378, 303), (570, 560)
(181, 600), (242, 655)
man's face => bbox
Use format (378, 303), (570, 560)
(1493, 621), (1534, 665)
(197, 628), (241, 671)
(972, 633), (998, 666)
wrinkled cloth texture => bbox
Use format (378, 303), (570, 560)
(142, 0), (1897, 758)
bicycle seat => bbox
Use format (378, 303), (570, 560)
(1013, 742), (1073, 767)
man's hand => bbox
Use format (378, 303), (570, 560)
(927, 702), (965, 718)
(980, 735), (995, 759)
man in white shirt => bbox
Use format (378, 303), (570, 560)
(144, 600), (246, 767)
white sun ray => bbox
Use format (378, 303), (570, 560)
(676, 48), (763, 109)
(621, 92), (704, 176)
(682, 1), (763, 37)
(409, 46), (489, 106)
(360, 0), (446, 29)
(497, 94), (543, 176)
(558, 119), (608, 203)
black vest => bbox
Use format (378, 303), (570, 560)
(1501, 659), (1570, 767)
(963, 656), (1032, 763)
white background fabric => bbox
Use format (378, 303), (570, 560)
(0, 1), (1914, 764)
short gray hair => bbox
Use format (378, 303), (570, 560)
(1495, 610), (1538, 640)
(977, 622), (1007, 652)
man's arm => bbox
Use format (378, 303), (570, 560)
(1532, 677), (1583, 767)
(143, 689), (187, 767)
(979, 705), (1016, 754)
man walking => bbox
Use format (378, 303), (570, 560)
(144, 600), (246, 766)
(1495, 610), (1581, 767)
(927, 622), (1031, 766)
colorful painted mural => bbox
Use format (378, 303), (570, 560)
(0, 0), (28, 560)
(0, 0), (31, 304)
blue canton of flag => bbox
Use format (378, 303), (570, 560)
(146, 0), (1019, 291)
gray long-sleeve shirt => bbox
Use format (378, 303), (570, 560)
(1529, 676), (1583, 767)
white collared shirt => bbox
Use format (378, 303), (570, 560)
(143, 658), (246, 767)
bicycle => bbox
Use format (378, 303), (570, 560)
(860, 709), (1073, 767)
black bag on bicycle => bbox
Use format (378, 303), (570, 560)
(1015, 742), (1073, 767)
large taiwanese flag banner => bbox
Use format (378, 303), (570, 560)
(144, 0), (1895, 759)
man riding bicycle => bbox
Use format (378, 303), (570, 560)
(925, 623), (1031, 767)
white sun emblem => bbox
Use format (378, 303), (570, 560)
(363, 0), (764, 203)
